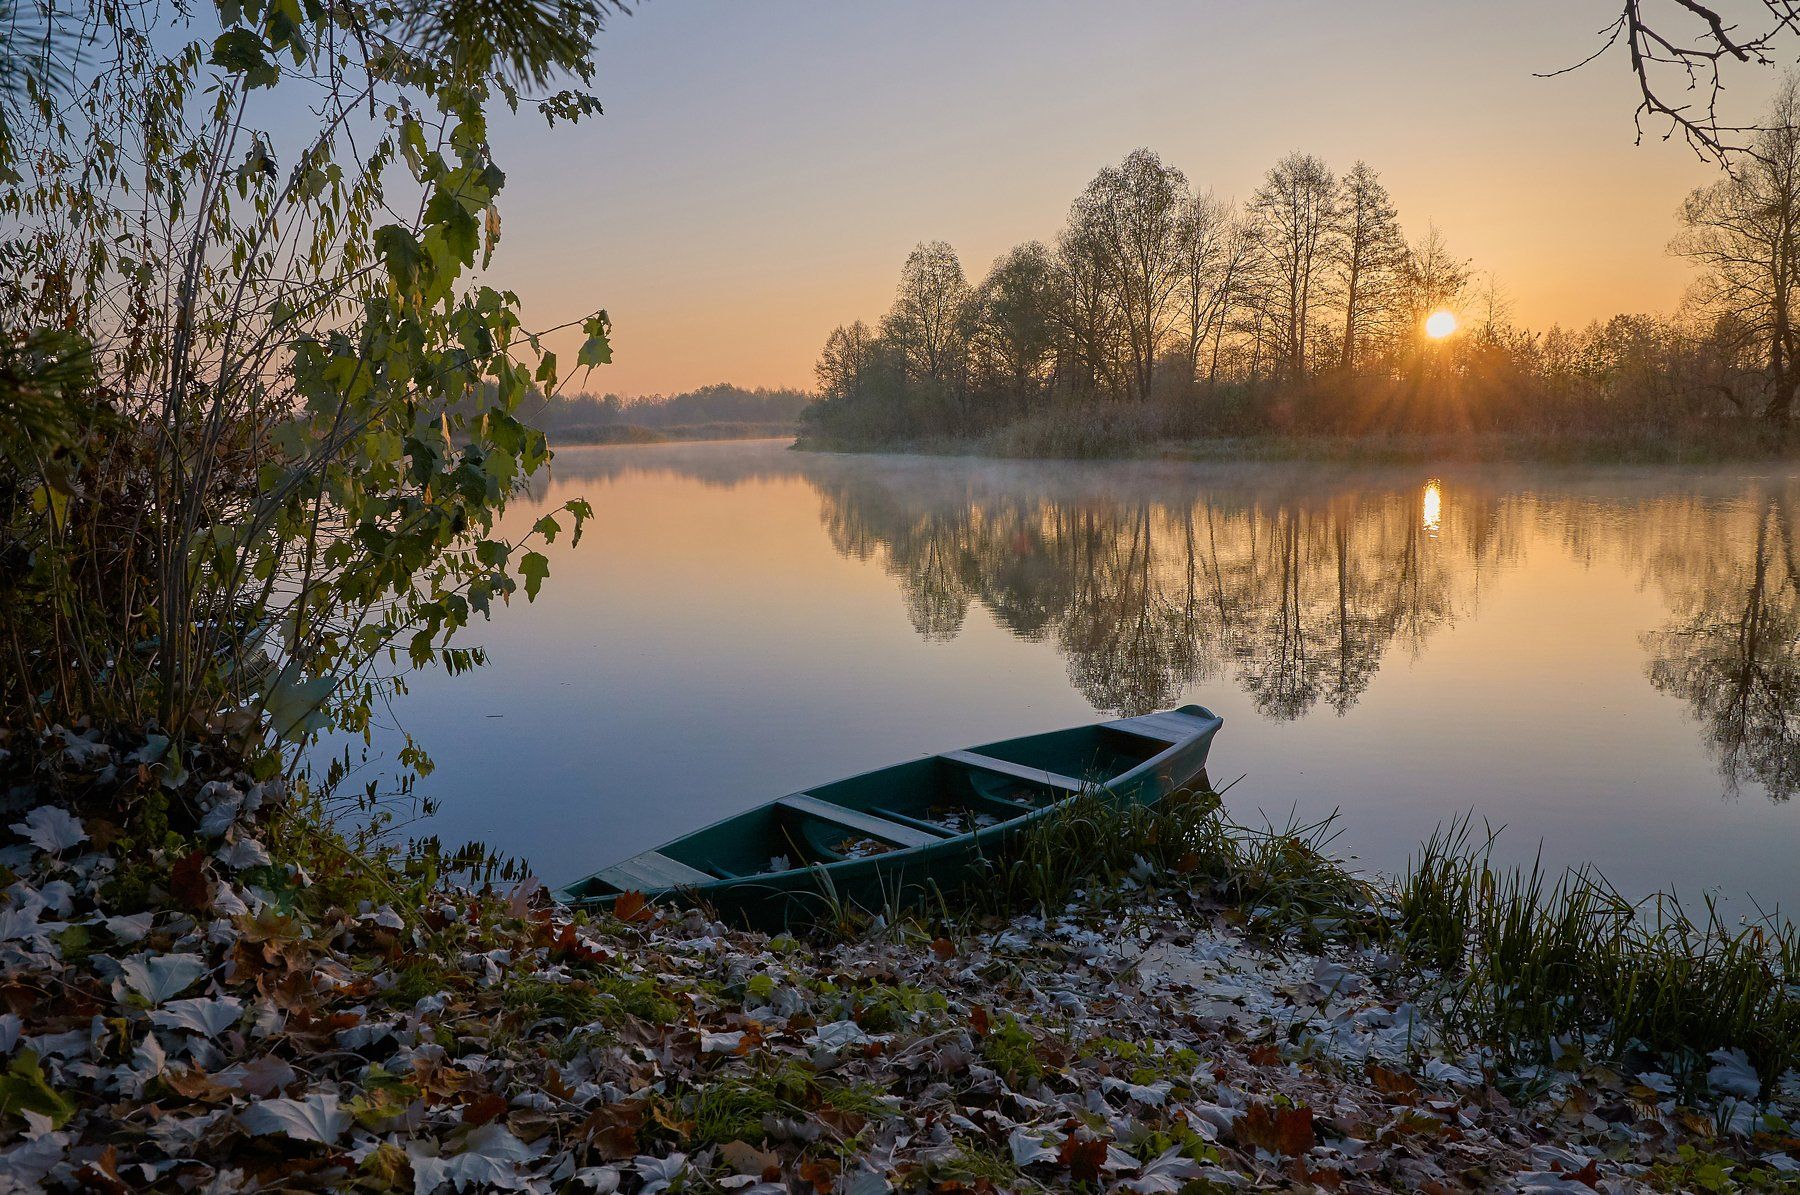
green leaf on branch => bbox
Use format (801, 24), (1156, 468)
(564, 498), (594, 546)
(209, 29), (279, 88)
(533, 515), (560, 543)
(520, 551), (549, 601)
(263, 667), (335, 743)
(577, 313), (612, 369)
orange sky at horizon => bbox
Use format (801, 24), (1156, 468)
(483, 2), (1780, 397)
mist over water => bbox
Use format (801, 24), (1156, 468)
(376, 439), (1800, 911)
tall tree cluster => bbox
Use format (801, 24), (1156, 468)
(807, 147), (1474, 442)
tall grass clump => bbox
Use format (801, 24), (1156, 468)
(963, 787), (1377, 944)
(1394, 820), (1800, 1088)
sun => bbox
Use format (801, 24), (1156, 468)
(1424, 309), (1458, 340)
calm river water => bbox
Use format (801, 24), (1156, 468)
(376, 439), (1800, 912)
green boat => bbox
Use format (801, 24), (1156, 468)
(556, 704), (1223, 927)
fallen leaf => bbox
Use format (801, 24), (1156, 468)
(613, 891), (654, 924)
(169, 849), (214, 911)
(719, 1139), (780, 1178)
(238, 1093), (350, 1145)
(1236, 1102), (1314, 1157)
(1059, 1134), (1108, 1183)
(462, 1091), (508, 1126)
(10, 807), (86, 854)
(580, 1100), (645, 1161)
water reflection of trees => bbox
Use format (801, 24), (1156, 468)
(809, 473), (1506, 718)
(538, 442), (1800, 801)
(1641, 486), (1800, 801)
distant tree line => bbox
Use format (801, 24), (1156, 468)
(804, 125), (1800, 449)
(513, 383), (812, 440)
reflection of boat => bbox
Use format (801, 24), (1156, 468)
(556, 705), (1223, 926)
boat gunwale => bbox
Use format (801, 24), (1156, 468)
(556, 705), (1223, 904)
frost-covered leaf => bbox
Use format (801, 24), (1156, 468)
(9, 807), (86, 853)
(197, 782), (246, 836)
(840, 1167), (890, 1195)
(239, 1093), (350, 1145)
(809, 1020), (874, 1052)
(0, 903), (44, 943)
(700, 1030), (746, 1054)
(410, 1123), (534, 1192)
(216, 837), (271, 869)
(215, 1054), (298, 1097)
(571, 1166), (621, 1192)
(104, 912), (154, 942)
(1008, 1126), (1059, 1166)
(634, 1152), (688, 1195)
(1709, 1048), (1760, 1100)
(120, 952), (208, 1005)
(150, 996), (244, 1037)
(0, 1127), (67, 1186)
(1119, 1146), (1205, 1193)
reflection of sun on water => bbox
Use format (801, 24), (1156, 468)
(1422, 479), (1442, 537)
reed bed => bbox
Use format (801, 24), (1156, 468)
(1394, 819), (1800, 1087)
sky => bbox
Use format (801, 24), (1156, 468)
(483, 1), (1785, 396)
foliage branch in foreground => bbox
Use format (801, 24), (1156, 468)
(0, 0), (619, 779)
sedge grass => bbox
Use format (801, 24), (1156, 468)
(1394, 817), (1800, 1088)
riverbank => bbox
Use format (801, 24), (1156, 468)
(795, 418), (1798, 466)
(5, 734), (1800, 1192)
(555, 422), (798, 447)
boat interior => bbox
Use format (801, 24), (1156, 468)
(565, 721), (1186, 900)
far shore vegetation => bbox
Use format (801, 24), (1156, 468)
(798, 85), (1800, 463)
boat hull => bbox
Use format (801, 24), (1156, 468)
(555, 705), (1223, 929)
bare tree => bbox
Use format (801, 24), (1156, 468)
(1332, 161), (1408, 372)
(968, 242), (1063, 403)
(1551, 1), (1800, 160)
(1673, 73), (1800, 421)
(815, 321), (877, 400)
(1205, 217), (1263, 388)
(1402, 222), (1472, 336)
(1070, 149), (1191, 402)
(1054, 221), (1124, 397)
(1176, 190), (1232, 387)
(882, 241), (971, 386)
(1249, 152), (1339, 378)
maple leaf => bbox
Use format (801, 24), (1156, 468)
(1058, 1134), (1108, 1183)
(73, 1145), (130, 1195)
(1235, 1102), (1315, 1157)
(169, 849), (215, 911)
(461, 1090), (508, 1126)
(580, 1099), (645, 1161)
(239, 1093), (350, 1145)
(613, 890), (655, 924)
(797, 1156), (838, 1193)
(718, 1139), (781, 1178)
(10, 806), (86, 853)
(1366, 1062), (1421, 1100)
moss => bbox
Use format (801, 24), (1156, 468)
(843, 980), (946, 1033)
(980, 1014), (1043, 1084)
(502, 978), (613, 1027)
(386, 962), (458, 1009)
(1649, 1145), (1800, 1193)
